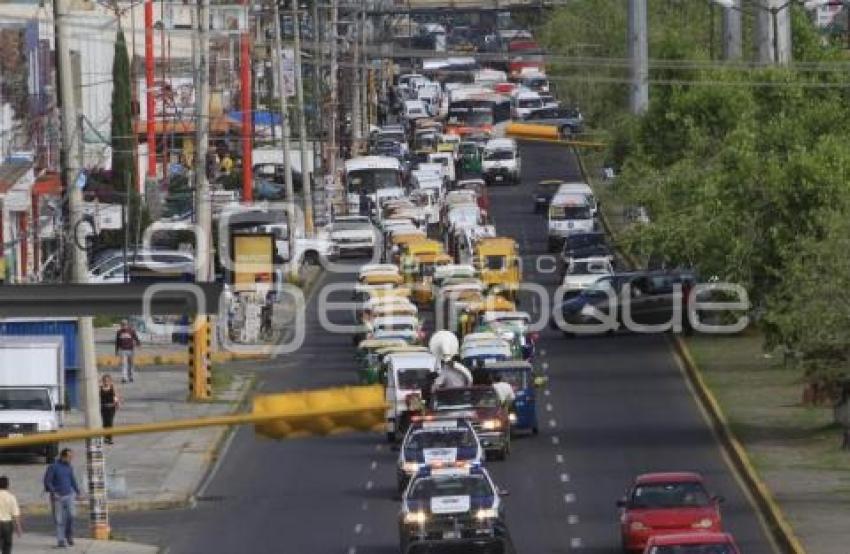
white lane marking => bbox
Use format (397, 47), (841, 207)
(570, 537), (583, 548)
(544, 388), (551, 397)
(540, 349), (547, 356)
(564, 493), (576, 503)
(375, 444), (383, 452)
(361, 501), (369, 511)
(365, 480), (374, 491)
(555, 454), (564, 464)
(560, 473), (570, 483)
(545, 403), (553, 412)
(354, 523), (363, 535)
(542, 361), (549, 370)
(370, 460), (378, 471)
(548, 418), (557, 428)
(551, 436), (560, 446)
(347, 548), (357, 554)
(568, 514), (579, 525)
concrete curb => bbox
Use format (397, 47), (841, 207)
(96, 267), (324, 368)
(672, 337), (807, 554)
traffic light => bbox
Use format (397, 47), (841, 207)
(253, 385), (386, 439)
(188, 315), (212, 400)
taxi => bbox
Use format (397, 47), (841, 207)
(429, 386), (511, 460)
(473, 237), (521, 301)
(396, 417), (482, 492)
(389, 230), (428, 265)
(399, 465), (508, 553)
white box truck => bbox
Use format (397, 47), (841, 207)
(0, 337), (64, 462)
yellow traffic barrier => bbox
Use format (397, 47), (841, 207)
(505, 121), (560, 140)
(0, 385), (386, 449)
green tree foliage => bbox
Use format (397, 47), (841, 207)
(542, 2), (850, 381)
(110, 29), (136, 193)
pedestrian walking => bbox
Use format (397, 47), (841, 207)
(43, 449), (83, 548)
(115, 319), (141, 383)
(0, 477), (22, 554)
(99, 375), (121, 445)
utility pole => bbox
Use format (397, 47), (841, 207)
(627, 0), (649, 114)
(722, 0), (743, 60)
(772, 2), (792, 65)
(328, 0), (339, 195)
(272, 0), (297, 275)
(360, 4), (369, 138)
(352, 4), (362, 143)
(190, 0), (213, 401)
(312, 0), (323, 198)
(54, 0), (109, 540)
(292, 2), (313, 235)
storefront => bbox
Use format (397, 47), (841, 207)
(0, 159), (34, 283)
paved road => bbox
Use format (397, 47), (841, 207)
(107, 141), (776, 554)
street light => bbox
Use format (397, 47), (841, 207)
(711, 0), (830, 63)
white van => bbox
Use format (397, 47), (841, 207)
(556, 182), (598, 216)
(384, 351), (437, 442)
(481, 138), (520, 186)
(428, 151), (456, 184)
(547, 192), (595, 251)
(511, 89), (544, 120)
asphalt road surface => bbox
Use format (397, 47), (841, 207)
(108, 141), (777, 554)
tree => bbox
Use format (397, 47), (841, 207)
(110, 29), (136, 194)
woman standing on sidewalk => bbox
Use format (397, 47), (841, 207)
(99, 375), (121, 445)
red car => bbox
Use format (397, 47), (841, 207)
(644, 532), (740, 554)
(618, 472), (724, 552)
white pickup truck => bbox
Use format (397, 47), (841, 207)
(0, 337), (64, 462)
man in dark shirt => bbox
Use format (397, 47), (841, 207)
(43, 449), (83, 548)
(115, 320), (141, 383)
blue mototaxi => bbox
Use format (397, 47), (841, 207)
(477, 360), (548, 435)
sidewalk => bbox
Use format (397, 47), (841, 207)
(13, 534), (156, 553)
(0, 363), (250, 514)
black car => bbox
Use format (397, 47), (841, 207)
(533, 180), (564, 213)
(552, 270), (698, 335)
(560, 232), (611, 263)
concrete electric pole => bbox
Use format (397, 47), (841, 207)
(272, 0), (298, 275)
(628, 0), (649, 114)
(54, 0), (109, 539)
(352, 4), (362, 143)
(292, 2), (314, 235)
(328, 0), (339, 191)
(722, 0), (743, 60)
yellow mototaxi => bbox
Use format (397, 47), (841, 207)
(474, 237), (521, 301)
(438, 286), (486, 337)
(410, 252), (453, 307)
(458, 296), (517, 339)
(400, 239), (444, 281)
(390, 231), (428, 265)
(355, 338), (408, 384)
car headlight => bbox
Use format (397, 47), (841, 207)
(37, 421), (55, 432)
(508, 413), (517, 424)
(692, 518), (714, 529)
(402, 462), (420, 475)
(404, 511), (428, 525)
(630, 521), (649, 531)
(475, 508), (498, 520)
(481, 419), (502, 431)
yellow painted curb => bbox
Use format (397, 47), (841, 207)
(97, 351), (272, 367)
(673, 337), (807, 554)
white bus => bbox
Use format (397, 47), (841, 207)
(345, 156), (405, 215)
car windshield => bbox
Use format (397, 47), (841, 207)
(565, 233), (606, 250)
(484, 150), (514, 161)
(518, 98), (543, 109)
(0, 389), (51, 411)
(484, 255), (507, 271)
(398, 368), (434, 390)
(434, 389), (501, 409)
(631, 482), (712, 509)
(550, 205), (592, 220)
(568, 261), (610, 275)
(489, 370), (527, 389)
(406, 429), (477, 450)
(408, 475), (492, 501)
(451, 110), (494, 127)
(649, 545), (735, 554)
(347, 169), (401, 194)
(332, 222), (370, 232)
